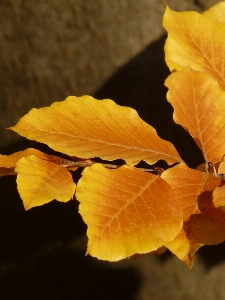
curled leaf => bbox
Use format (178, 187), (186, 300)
(166, 228), (202, 269)
(161, 163), (221, 221)
(185, 191), (225, 245)
(76, 164), (183, 261)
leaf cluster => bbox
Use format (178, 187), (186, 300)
(1, 2), (225, 268)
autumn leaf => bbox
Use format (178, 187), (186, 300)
(161, 163), (221, 221)
(185, 191), (225, 245)
(162, 163), (221, 268)
(9, 96), (182, 166)
(15, 155), (76, 210)
(76, 164), (183, 261)
(165, 67), (225, 164)
(0, 2), (224, 268)
(213, 158), (225, 208)
(0, 148), (47, 176)
(203, 1), (225, 23)
(213, 185), (225, 209)
(163, 4), (225, 89)
(166, 228), (202, 269)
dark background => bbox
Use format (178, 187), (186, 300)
(1, 1), (225, 299)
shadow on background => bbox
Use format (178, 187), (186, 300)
(0, 34), (224, 299)
(0, 159), (141, 299)
(95, 35), (203, 169)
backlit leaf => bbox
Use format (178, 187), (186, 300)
(185, 191), (225, 245)
(165, 67), (225, 164)
(76, 164), (183, 261)
(163, 5), (225, 89)
(9, 96), (182, 166)
(166, 228), (202, 269)
(0, 148), (47, 176)
(213, 184), (225, 208)
(161, 163), (221, 221)
(15, 155), (76, 210)
(213, 157), (225, 207)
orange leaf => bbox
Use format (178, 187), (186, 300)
(168, 184), (225, 267)
(185, 191), (225, 245)
(76, 164), (183, 261)
(161, 163), (221, 221)
(218, 158), (225, 175)
(213, 184), (225, 208)
(165, 67), (225, 164)
(9, 96), (182, 166)
(15, 155), (76, 210)
(0, 148), (47, 176)
(163, 6), (225, 89)
(213, 157), (225, 208)
(166, 228), (202, 269)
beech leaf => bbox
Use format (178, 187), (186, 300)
(185, 191), (225, 245)
(163, 5), (225, 89)
(15, 155), (76, 210)
(76, 164), (183, 261)
(213, 185), (225, 208)
(161, 163), (221, 221)
(166, 228), (202, 269)
(0, 148), (47, 176)
(9, 96), (182, 166)
(165, 67), (225, 164)
(203, 1), (225, 23)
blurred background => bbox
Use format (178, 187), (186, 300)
(1, 0), (225, 299)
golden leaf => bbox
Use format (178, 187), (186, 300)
(76, 164), (183, 261)
(0, 148), (47, 176)
(161, 163), (221, 221)
(185, 191), (225, 245)
(9, 96), (182, 166)
(203, 1), (225, 23)
(213, 184), (225, 208)
(163, 6), (225, 89)
(165, 67), (225, 164)
(15, 155), (76, 210)
(166, 228), (202, 269)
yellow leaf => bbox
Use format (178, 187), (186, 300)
(203, 1), (225, 23)
(76, 164), (183, 261)
(161, 163), (221, 221)
(9, 96), (182, 166)
(165, 67), (225, 164)
(163, 6), (225, 89)
(0, 148), (47, 176)
(15, 155), (76, 210)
